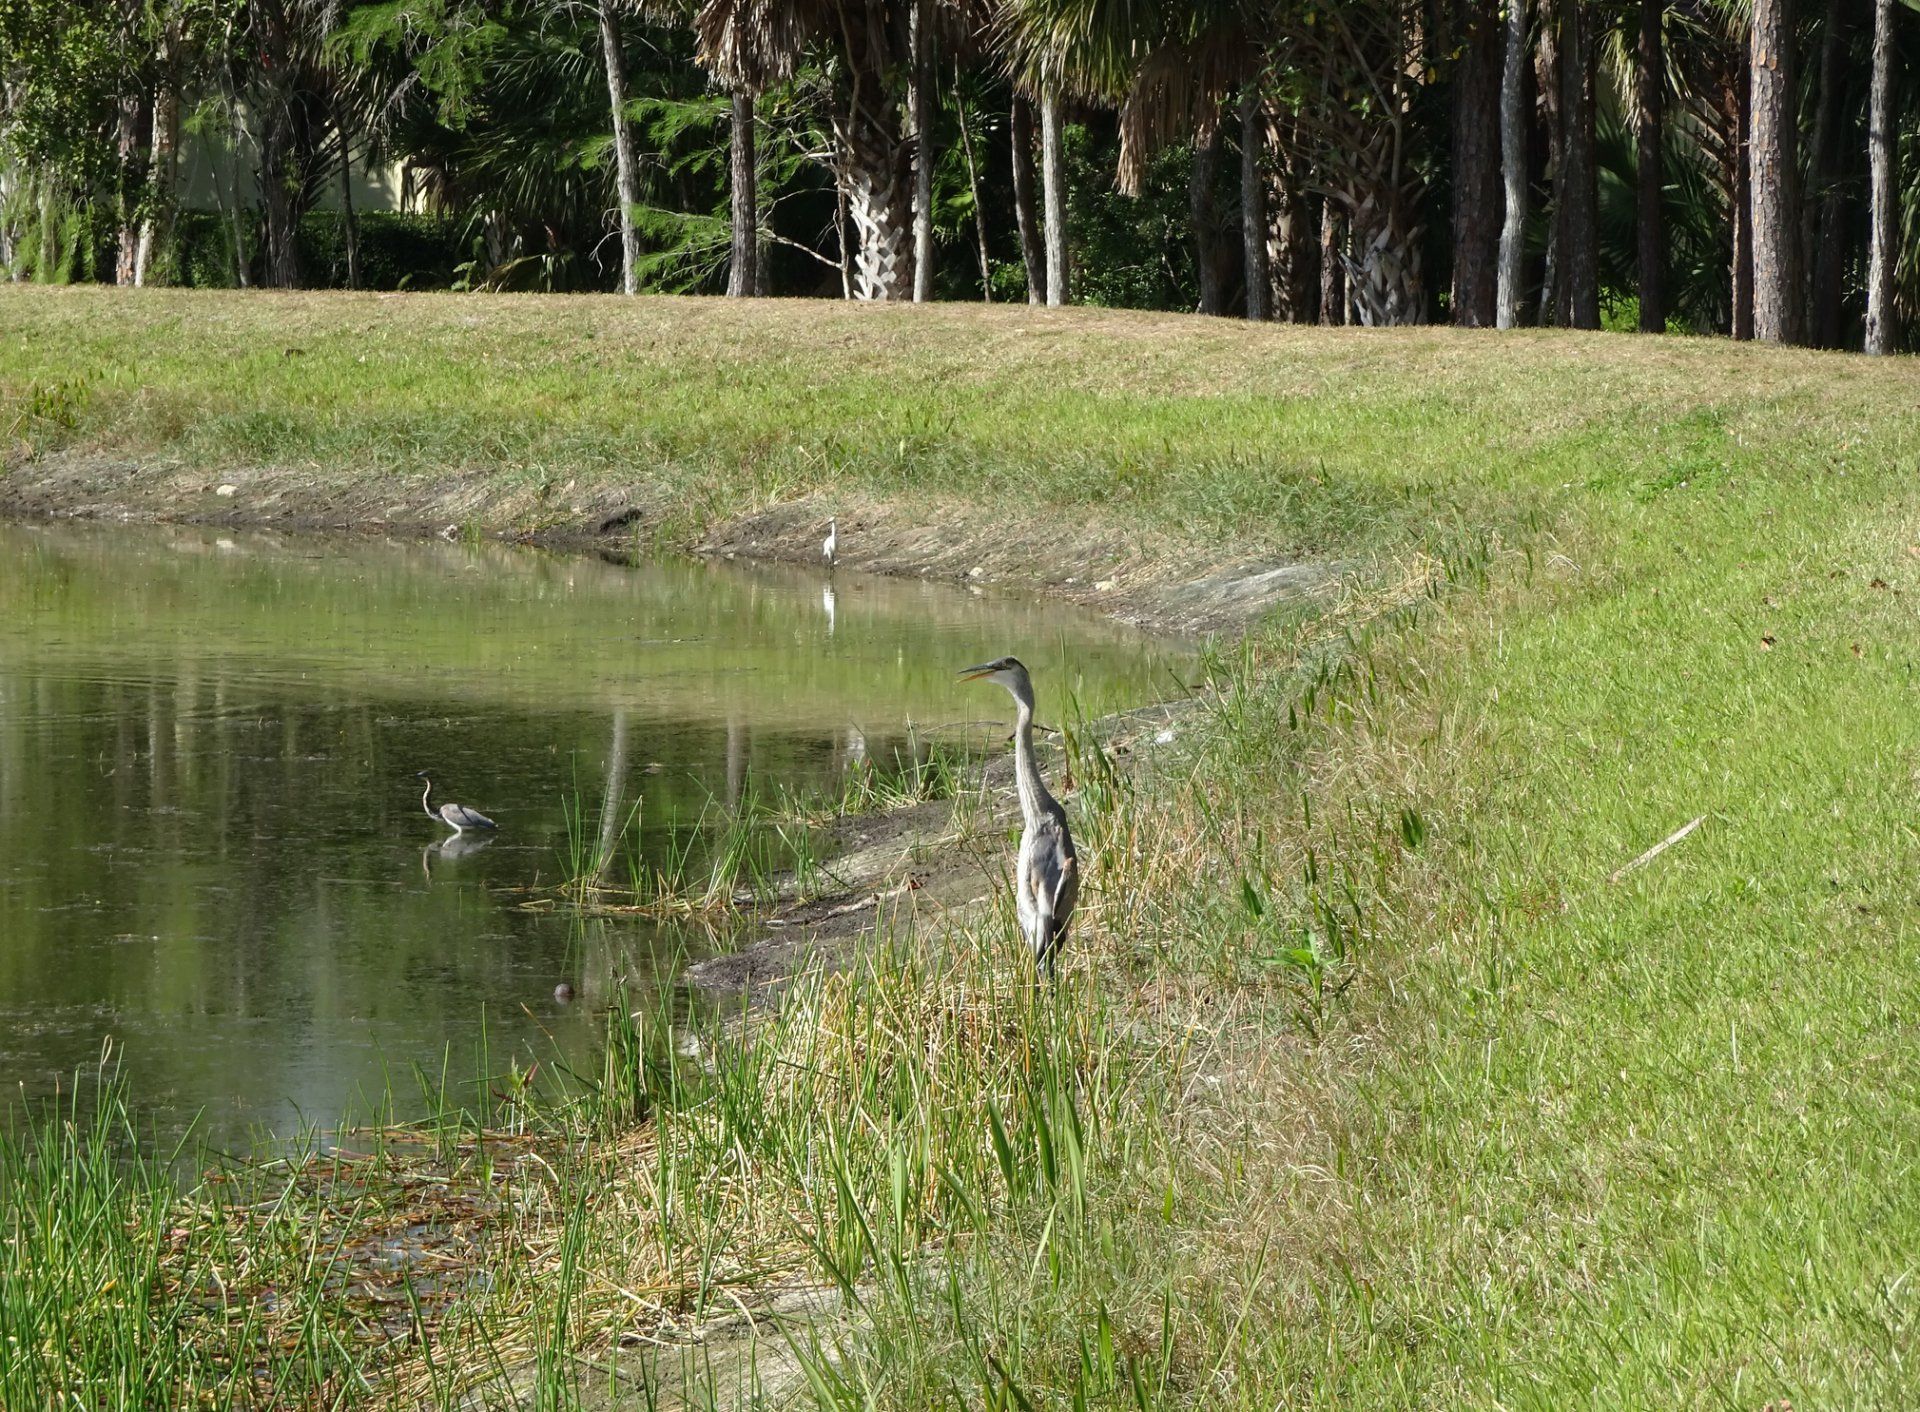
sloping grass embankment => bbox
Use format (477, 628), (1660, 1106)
(4, 288), (1920, 1407)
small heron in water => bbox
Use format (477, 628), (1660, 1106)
(416, 772), (497, 835)
(822, 517), (838, 570)
(961, 657), (1078, 978)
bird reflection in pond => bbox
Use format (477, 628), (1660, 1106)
(420, 831), (496, 882)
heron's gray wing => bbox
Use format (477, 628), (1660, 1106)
(1025, 814), (1078, 960)
(441, 802), (497, 830)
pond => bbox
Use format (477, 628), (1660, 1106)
(0, 521), (1183, 1150)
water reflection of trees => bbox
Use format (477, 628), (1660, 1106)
(0, 668), (929, 1144)
(0, 521), (1176, 1143)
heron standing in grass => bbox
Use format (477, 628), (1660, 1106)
(822, 517), (838, 570)
(415, 772), (497, 835)
(961, 657), (1078, 978)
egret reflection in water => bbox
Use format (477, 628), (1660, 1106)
(421, 832), (497, 882)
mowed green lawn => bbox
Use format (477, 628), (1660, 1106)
(1329, 426), (1920, 1405)
(6, 287), (1920, 1406)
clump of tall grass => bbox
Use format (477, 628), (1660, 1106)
(558, 740), (971, 919)
(769, 734), (972, 827)
(559, 787), (824, 916)
(0, 921), (1140, 1405)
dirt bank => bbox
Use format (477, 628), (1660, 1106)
(0, 452), (1327, 636)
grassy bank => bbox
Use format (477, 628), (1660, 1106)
(6, 288), (1920, 1407)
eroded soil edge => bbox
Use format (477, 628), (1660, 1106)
(0, 452), (1326, 635)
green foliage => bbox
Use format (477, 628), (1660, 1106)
(162, 209), (462, 289)
(1066, 122), (1201, 313)
(0, 176), (104, 283)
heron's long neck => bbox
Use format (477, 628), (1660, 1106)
(1010, 692), (1055, 828)
(421, 780), (435, 819)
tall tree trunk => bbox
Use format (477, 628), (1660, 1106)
(0, 158), (15, 277)
(1865, 0), (1897, 353)
(1636, 0), (1666, 331)
(260, 113), (300, 289)
(337, 107), (360, 291)
(1535, 15), (1561, 324)
(909, 0), (934, 302)
(1040, 84), (1067, 306)
(1319, 200), (1346, 325)
(135, 71), (177, 287)
(1266, 120), (1313, 322)
(1497, 0), (1528, 327)
(224, 93), (251, 288)
(1730, 51), (1754, 338)
(1556, 0), (1598, 328)
(956, 84), (993, 301)
(1451, 0), (1501, 327)
(836, 82), (914, 300)
(1240, 91), (1269, 321)
(1011, 95), (1044, 304)
(1191, 127), (1224, 316)
(38, 175), (55, 279)
(114, 92), (151, 286)
(1806, 0), (1847, 347)
(597, 0), (640, 296)
(257, 18), (301, 289)
(1749, 0), (1801, 343)
(728, 92), (758, 297)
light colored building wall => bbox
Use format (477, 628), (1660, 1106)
(174, 106), (417, 216)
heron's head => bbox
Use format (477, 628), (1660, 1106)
(960, 656), (1030, 694)
(414, 770), (431, 780)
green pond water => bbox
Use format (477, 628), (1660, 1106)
(0, 521), (1183, 1149)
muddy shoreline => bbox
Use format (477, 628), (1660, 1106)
(0, 452), (1326, 637)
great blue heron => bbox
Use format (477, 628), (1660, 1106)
(961, 657), (1079, 978)
(415, 772), (497, 834)
(822, 517), (838, 570)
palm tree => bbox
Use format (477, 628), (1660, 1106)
(1276, 0), (1432, 325)
(1002, 0), (1258, 313)
(697, 0), (916, 299)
